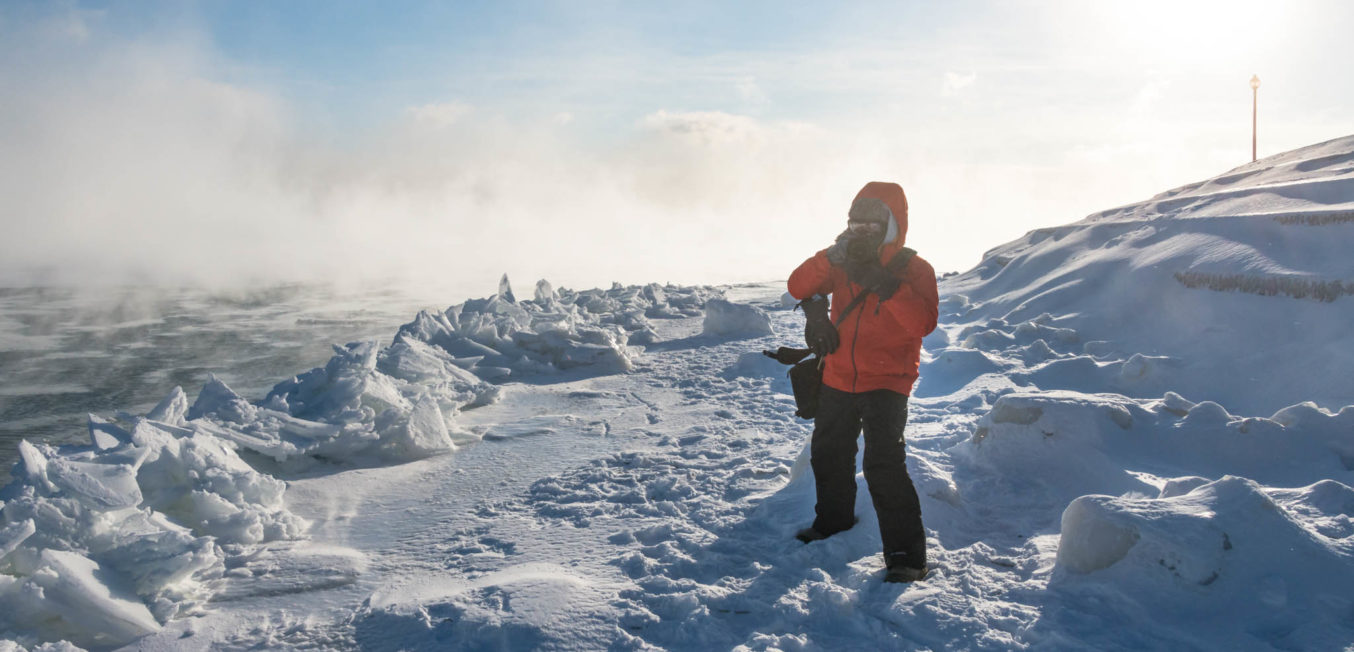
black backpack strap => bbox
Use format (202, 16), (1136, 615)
(831, 289), (871, 326)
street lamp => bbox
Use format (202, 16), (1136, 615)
(1250, 74), (1261, 162)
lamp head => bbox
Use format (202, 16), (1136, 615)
(1250, 74), (1261, 90)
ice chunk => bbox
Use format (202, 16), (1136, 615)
(93, 515), (225, 619)
(16, 440), (55, 491)
(0, 550), (162, 648)
(383, 395), (455, 460)
(265, 341), (407, 424)
(534, 279), (558, 304)
(0, 519), (35, 561)
(192, 331), (495, 467)
(145, 386), (189, 425)
(187, 375), (258, 423)
(46, 456), (142, 510)
(88, 415), (130, 450)
(701, 299), (773, 338)
(498, 274), (517, 303)
(135, 426), (307, 545)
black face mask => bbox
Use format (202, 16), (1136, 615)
(846, 230), (884, 263)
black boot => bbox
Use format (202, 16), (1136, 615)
(795, 526), (830, 543)
(795, 516), (858, 543)
(883, 552), (928, 583)
(883, 565), (928, 583)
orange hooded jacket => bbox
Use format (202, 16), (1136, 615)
(787, 182), (939, 396)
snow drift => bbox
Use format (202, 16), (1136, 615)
(942, 135), (1354, 414)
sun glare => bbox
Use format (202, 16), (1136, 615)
(1092, 0), (1290, 68)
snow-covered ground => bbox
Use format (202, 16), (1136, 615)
(3, 136), (1354, 650)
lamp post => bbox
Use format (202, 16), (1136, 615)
(1250, 74), (1261, 162)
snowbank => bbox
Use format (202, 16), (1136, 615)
(942, 138), (1354, 415)
(1054, 476), (1354, 649)
(701, 299), (773, 338)
(958, 388), (1354, 516)
(924, 138), (1354, 646)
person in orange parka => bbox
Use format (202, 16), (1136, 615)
(786, 181), (939, 583)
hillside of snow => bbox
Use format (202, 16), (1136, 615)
(1, 136), (1353, 650)
(943, 134), (1354, 414)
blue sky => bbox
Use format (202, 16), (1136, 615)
(184, 1), (978, 135)
(2, 1), (1352, 289)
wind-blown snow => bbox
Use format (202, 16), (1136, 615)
(4, 136), (1354, 650)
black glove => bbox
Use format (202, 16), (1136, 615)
(824, 230), (852, 267)
(828, 229), (885, 267)
(798, 296), (838, 356)
(846, 260), (901, 301)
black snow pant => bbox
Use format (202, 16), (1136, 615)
(810, 385), (926, 569)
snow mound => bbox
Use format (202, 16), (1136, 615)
(351, 564), (622, 651)
(724, 350), (787, 380)
(701, 298), (773, 338)
(958, 388), (1354, 515)
(963, 391), (1151, 509)
(913, 347), (1014, 397)
(1054, 476), (1354, 649)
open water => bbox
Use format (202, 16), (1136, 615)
(0, 282), (467, 469)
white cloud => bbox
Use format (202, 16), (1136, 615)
(942, 70), (977, 96)
(640, 110), (763, 142)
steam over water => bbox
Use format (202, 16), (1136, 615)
(0, 283), (462, 468)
